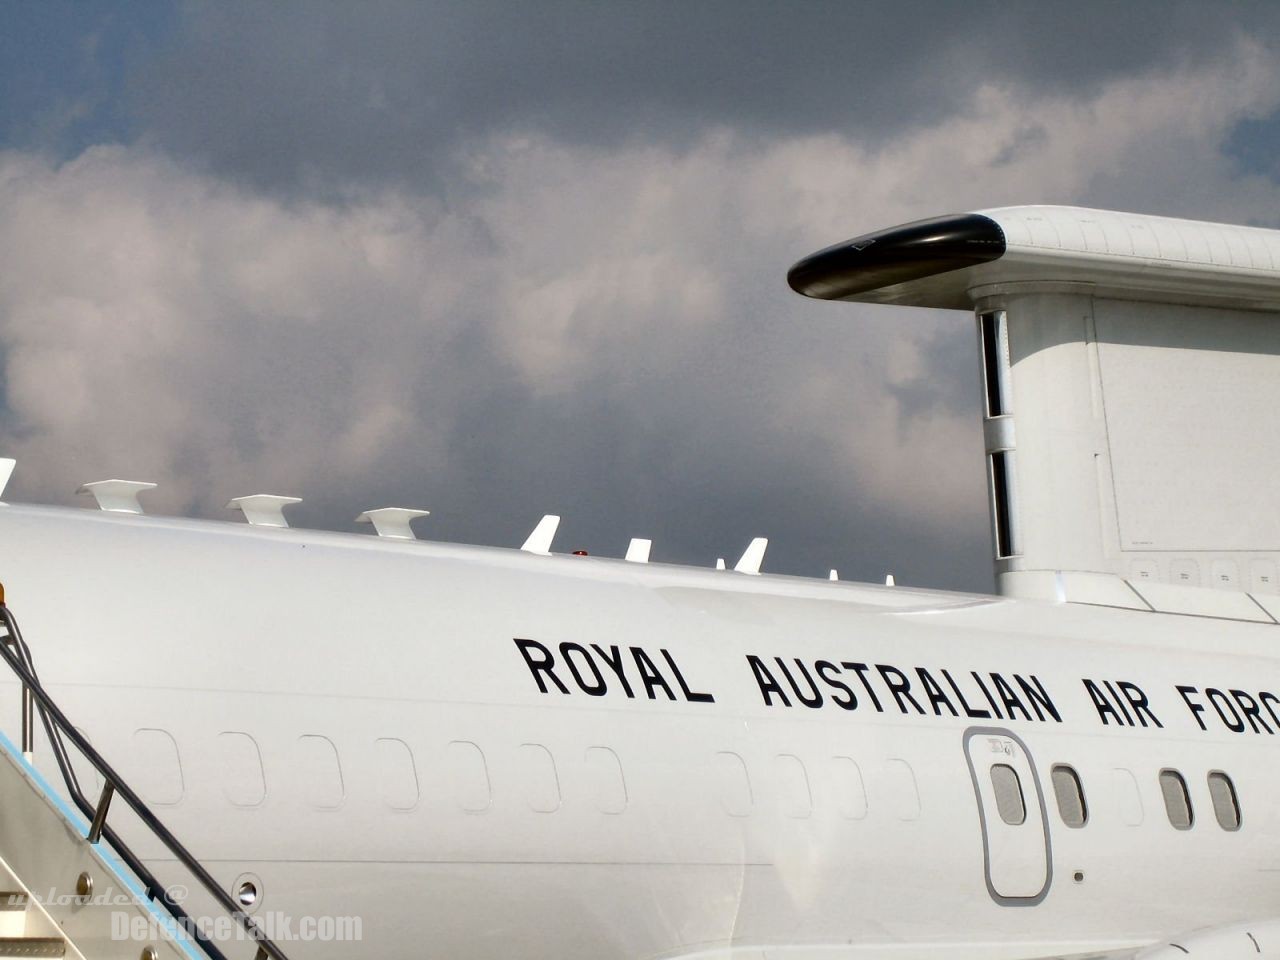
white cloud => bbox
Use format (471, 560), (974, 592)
(0, 42), (1275, 584)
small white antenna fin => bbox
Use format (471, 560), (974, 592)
(77, 479), (157, 514)
(829, 569), (839, 581)
(356, 507), (430, 540)
(715, 557), (726, 570)
(885, 573), (896, 586)
(521, 515), (561, 555)
(625, 538), (652, 563)
(0, 459), (15, 502)
(228, 494), (302, 528)
(734, 537), (768, 575)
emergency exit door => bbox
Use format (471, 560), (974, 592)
(964, 727), (1051, 904)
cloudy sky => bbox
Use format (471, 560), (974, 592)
(2, 2), (1279, 592)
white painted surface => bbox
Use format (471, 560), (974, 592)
(734, 537), (768, 575)
(520, 514), (560, 555)
(76, 479), (157, 514)
(355, 507), (430, 539)
(625, 538), (652, 563)
(0, 503), (1276, 958)
(226, 494), (302, 527)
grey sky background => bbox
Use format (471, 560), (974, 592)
(2, 2), (1280, 591)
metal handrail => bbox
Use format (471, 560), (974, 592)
(0, 601), (292, 960)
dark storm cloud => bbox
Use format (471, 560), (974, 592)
(0, 138), (999, 589)
(1, 4), (1278, 597)
(123, 0), (1280, 192)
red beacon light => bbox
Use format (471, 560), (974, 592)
(571, 550), (589, 557)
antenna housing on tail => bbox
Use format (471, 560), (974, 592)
(792, 205), (1280, 607)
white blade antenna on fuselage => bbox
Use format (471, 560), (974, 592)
(356, 508), (431, 540)
(521, 515), (561, 555)
(77, 479), (158, 514)
(228, 494), (302, 528)
(734, 538), (768, 575)
(625, 538), (652, 563)
(0, 458), (14, 503)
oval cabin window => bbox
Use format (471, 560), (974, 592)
(1207, 771), (1241, 831)
(296, 735), (344, 810)
(217, 732), (266, 807)
(830, 757), (869, 821)
(517, 743), (561, 814)
(713, 751), (752, 818)
(774, 754), (812, 819)
(990, 763), (1026, 826)
(1158, 769), (1193, 830)
(584, 746), (628, 815)
(886, 759), (921, 821)
(132, 729), (184, 806)
(446, 741), (491, 813)
(1050, 764), (1087, 828)
(374, 738), (419, 811)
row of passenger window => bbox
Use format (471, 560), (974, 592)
(121, 729), (1245, 833)
(122, 729), (912, 819)
(1156, 769), (1240, 831)
(123, 729), (908, 820)
(991, 762), (1242, 832)
(715, 753), (918, 821)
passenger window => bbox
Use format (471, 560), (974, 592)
(885, 758), (921, 821)
(1159, 769), (1193, 830)
(217, 732), (266, 807)
(296, 735), (344, 809)
(374, 738), (419, 811)
(1050, 764), (1087, 827)
(830, 757), (868, 820)
(584, 746), (627, 815)
(774, 754), (812, 819)
(990, 763), (1026, 825)
(1113, 768), (1144, 825)
(132, 729), (184, 806)
(1207, 772), (1241, 831)
(446, 741), (491, 813)
(517, 743), (561, 813)
(713, 751), (753, 817)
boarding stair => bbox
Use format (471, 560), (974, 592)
(0, 586), (293, 960)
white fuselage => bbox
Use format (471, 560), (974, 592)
(0, 503), (1275, 959)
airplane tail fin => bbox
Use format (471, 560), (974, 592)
(790, 206), (1280, 613)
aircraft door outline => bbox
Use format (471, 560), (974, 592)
(963, 726), (1052, 906)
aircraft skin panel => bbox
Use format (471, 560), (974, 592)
(0, 503), (1276, 958)
(1092, 298), (1280, 552)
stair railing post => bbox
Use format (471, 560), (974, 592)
(88, 781), (115, 843)
(20, 679), (32, 759)
(2, 634), (32, 760)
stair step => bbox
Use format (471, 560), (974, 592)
(0, 900), (29, 940)
(0, 939), (64, 958)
